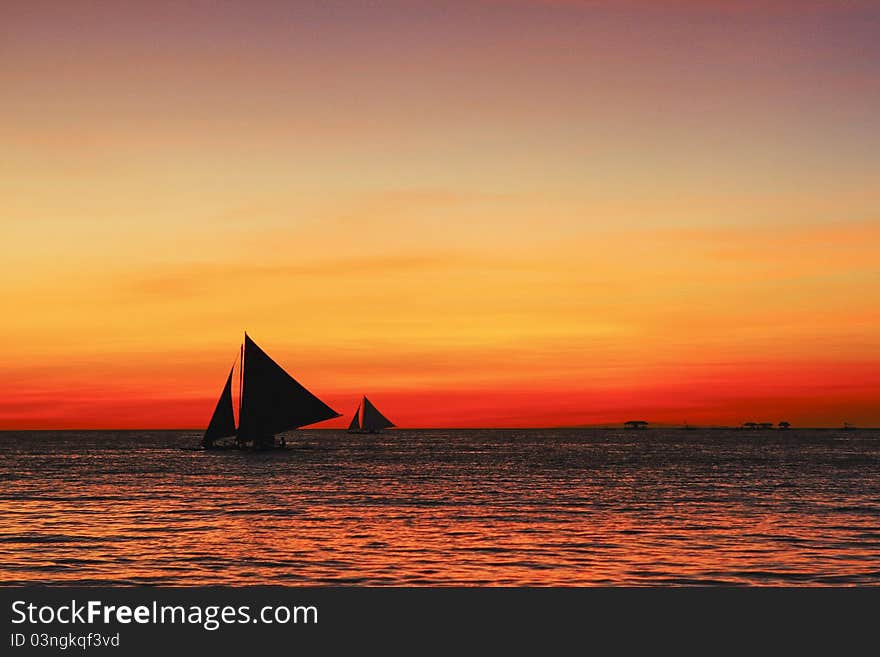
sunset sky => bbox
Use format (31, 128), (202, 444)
(2, 0), (878, 428)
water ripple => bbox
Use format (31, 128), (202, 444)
(0, 428), (878, 585)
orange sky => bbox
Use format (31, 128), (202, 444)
(1, 1), (878, 429)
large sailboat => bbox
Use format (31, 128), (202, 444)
(202, 333), (340, 449)
(347, 395), (395, 434)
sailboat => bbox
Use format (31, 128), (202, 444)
(202, 333), (340, 450)
(347, 396), (395, 434)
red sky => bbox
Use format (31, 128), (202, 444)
(1, 1), (878, 428)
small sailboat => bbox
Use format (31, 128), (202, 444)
(347, 396), (395, 434)
(202, 333), (340, 449)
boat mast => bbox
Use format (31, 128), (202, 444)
(238, 336), (244, 422)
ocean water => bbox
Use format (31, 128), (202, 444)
(1, 429), (878, 586)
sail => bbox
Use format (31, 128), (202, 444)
(237, 334), (340, 441)
(202, 366), (236, 447)
(361, 396), (394, 432)
(347, 405), (361, 431)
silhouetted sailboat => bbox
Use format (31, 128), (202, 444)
(202, 333), (340, 449)
(347, 396), (395, 434)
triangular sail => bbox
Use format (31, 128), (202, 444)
(237, 334), (340, 441)
(347, 406), (361, 431)
(361, 396), (394, 432)
(202, 366), (236, 447)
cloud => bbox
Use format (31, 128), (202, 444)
(121, 252), (472, 299)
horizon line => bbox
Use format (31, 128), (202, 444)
(0, 425), (874, 432)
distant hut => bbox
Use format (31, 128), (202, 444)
(778, 421), (791, 430)
(624, 420), (649, 430)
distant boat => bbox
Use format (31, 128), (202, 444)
(624, 420), (649, 430)
(202, 333), (340, 450)
(348, 396), (395, 434)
